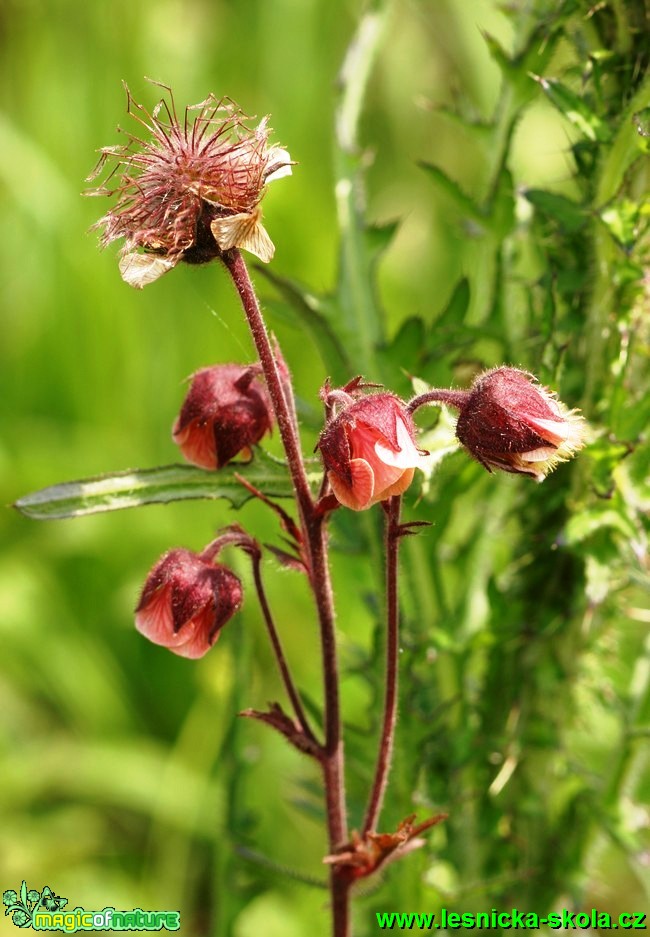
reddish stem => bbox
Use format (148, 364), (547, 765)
(221, 249), (314, 522)
(362, 495), (402, 835)
(408, 388), (469, 413)
(221, 249), (349, 936)
(250, 552), (317, 744)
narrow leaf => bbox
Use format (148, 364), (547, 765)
(531, 75), (611, 143)
(14, 451), (296, 520)
(419, 162), (485, 222)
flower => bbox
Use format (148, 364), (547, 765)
(172, 364), (273, 469)
(454, 367), (586, 481)
(318, 392), (427, 510)
(2, 890), (17, 908)
(10, 909), (29, 927)
(135, 548), (243, 659)
(87, 80), (292, 287)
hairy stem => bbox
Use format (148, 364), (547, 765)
(362, 495), (402, 834)
(250, 552), (316, 743)
(221, 249), (314, 521)
(408, 389), (469, 414)
(222, 249), (349, 936)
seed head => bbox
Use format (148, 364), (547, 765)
(87, 80), (292, 287)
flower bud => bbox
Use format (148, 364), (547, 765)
(173, 364), (273, 469)
(318, 393), (426, 511)
(135, 548), (243, 659)
(455, 367), (586, 481)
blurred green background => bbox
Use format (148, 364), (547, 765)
(2, 0), (649, 934)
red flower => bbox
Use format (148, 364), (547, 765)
(318, 393), (426, 510)
(455, 367), (586, 480)
(135, 548), (242, 659)
(87, 81), (292, 287)
(172, 364), (273, 469)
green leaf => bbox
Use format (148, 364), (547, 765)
(564, 503), (638, 546)
(14, 450), (300, 520)
(419, 161), (484, 223)
(434, 277), (471, 329)
(524, 188), (586, 234)
(531, 74), (611, 143)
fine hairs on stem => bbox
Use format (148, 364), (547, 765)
(220, 248), (351, 935)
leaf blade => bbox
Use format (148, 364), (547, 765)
(14, 452), (299, 520)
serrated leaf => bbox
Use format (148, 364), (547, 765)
(531, 74), (611, 143)
(14, 450), (298, 520)
(483, 32), (515, 78)
(524, 188), (586, 233)
(419, 162), (485, 223)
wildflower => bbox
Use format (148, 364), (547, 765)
(318, 392), (426, 510)
(172, 363), (273, 469)
(87, 81), (292, 287)
(454, 367), (586, 480)
(135, 548), (243, 659)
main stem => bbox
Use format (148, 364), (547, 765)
(362, 496), (402, 834)
(221, 249), (350, 936)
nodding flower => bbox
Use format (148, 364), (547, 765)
(87, 81), (292, 287)
(135, 547), (243, 659)
(454, 367), (587, 481)
(318, 389), (427, 511)
(172, 363), (273, 469)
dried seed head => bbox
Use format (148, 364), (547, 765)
(455, 367), (587, 481)
(318, 391), (427, 510)
(172, 363), (273, 469)
(135, 548), (243, 659)
(87, 80), (292, 287)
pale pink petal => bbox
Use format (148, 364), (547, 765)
(374, 416), (422, 469)
(265, 147), (293, 182)
(210, 211), (275, 262)
(525, 416), (569, 447)
(521, 446), (559, 462)
(329, 458), (375, 511)
(376, 467), (415, 502)
(172, 419), (217, 470)
(171, 606), (217, 659)
(119, 251), (177, 288)
(135, 584), (196, 649)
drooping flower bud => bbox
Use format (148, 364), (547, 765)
(318, 392), (427, 511)
(172, 364), (273, 469)
(87, 82), (292, 287)
(135, 548), (243, 659)
(454, 367), (586, 481)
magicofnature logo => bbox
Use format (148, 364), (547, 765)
(3, 882), (181, 932)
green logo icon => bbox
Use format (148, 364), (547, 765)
(3, 883), (66, 928)
(3, 881), (180, 932)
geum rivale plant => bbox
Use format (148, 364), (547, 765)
(16, 82), (586, 937)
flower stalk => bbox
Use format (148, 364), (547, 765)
(362, 495), (402, 835)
